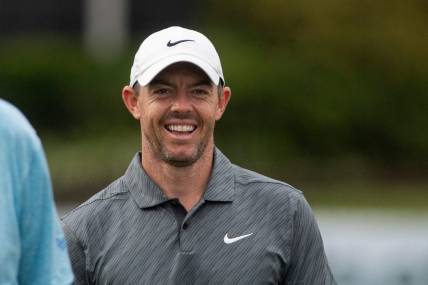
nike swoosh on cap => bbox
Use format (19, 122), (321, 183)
(167, 39), (195, 47)
(223, 233), (254, 244)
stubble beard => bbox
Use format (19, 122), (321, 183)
(143, 123), (214, 168)
(163, 139), (208, 167)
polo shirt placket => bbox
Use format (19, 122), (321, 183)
(164, 198), (201, 252)
(179, 205), (196, 252)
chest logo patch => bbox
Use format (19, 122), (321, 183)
(223, 232), (254, 244)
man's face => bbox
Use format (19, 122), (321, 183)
(130, 63), (230, 167)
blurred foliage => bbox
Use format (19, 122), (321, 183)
(205, 0), (428, 171)
(208, 0), (428, 70)
(0, 37), (133, 134)
(304, 180), (428, 210)
(1, 0), (428, 198)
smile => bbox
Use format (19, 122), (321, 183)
(165, 124), (196, 133)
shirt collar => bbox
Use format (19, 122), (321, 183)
(124, 148), (235, 209)
(203, 148), (235, 202)
(125, 153), (169, 208)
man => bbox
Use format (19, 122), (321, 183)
(62, 26), (335, 284)
(0, 99), (74, 284)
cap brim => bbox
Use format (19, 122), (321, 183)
(135, 54), (221, 87)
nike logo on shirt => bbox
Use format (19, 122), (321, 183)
(167, 39), (195, 47)
(223, 233), (254, 244)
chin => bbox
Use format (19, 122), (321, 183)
(165, 158), (196, 167)
(162, 148), (200, 167)
(160, 139), (212, 167)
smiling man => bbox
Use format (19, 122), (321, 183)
(62, 26), (336, 284)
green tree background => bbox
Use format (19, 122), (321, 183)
(1, 0), (427, 206)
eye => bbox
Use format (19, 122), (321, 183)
(153, 88), (172, 95)
(191, 88), (209, 96)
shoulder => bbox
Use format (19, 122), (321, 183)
(233, 164), (302, 196)
(0, 99), (39, 145)
(0, 100), (42, 164)
(62, 177), (129, 228)
(0, 100), (46, 192)
(231, 164), (307, 214)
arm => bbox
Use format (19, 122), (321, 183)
(0, 99), (73, 284)
(17, 137), (74, 284)
(284, 194), (336, 285)
(61, 219), (91, 285)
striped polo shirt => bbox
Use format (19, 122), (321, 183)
(62, 148), (336, 284)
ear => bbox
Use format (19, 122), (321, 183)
(122, 85), (141, 119)
(215, 86), (232, 120)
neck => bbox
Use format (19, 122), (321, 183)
(141, 144), (215, 211)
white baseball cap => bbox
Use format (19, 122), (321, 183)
(130, 26), (224, 87)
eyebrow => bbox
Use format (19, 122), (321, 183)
(190, 80), (212, 88)
(148, 79), (170, 87)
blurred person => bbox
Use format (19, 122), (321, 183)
(0, 99), (74, 284)
(62, 26), (335, 284)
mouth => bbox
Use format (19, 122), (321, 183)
(165, 124), (197, 134)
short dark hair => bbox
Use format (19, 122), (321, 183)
(217, 83), (223, 97)
(132, 82), (141, 95)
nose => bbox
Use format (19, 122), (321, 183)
(171, 90), (192, 113)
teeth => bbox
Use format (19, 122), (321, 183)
(167, 125), (195, 132)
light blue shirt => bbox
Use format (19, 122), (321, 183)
(0, 99), (73, 284)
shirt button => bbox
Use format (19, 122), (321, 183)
(182, 222), (189, 230)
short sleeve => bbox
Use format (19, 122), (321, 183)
(61, 219), (90, 285)
(17, 140), (74, 285)
(285, 194), (336, 285)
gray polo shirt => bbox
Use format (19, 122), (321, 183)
(62, 148), (335, 284)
